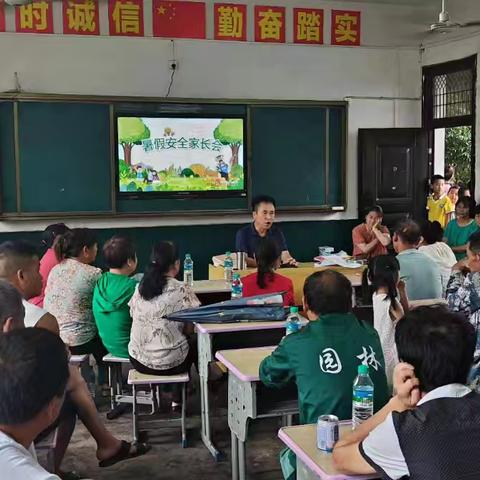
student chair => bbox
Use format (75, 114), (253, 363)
(69, 354), (89, 367)
(102, 353), (131, 410)
(127, 369), (189, 448)
(35, 428), (58, 473)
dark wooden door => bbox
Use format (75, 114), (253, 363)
(358, 128), (429, 228)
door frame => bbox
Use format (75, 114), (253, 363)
(422, 55), (477, 192)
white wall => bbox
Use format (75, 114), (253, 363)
(0, 0), (427, 232)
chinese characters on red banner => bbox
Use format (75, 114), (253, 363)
(16, 1), (54, 34)
(153, 0), (206, 39)
(9, 3), (362, 46)
(214, 3), (246, 41)
(255, 5), (285, 43)
(63, 0), (99, 35)
(293, 8), (323, 44)
(109, 0), (144, 36)
(331, 10), (361, 46)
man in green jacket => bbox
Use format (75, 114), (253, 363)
(259, 269), (389, 480)
(93, 236), (138, 358)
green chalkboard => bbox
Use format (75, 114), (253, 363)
(17, 102), (112, 213)
(0, 101), (16, 213)
(250, 105), (345, 208)
(0, 97), (346, 216)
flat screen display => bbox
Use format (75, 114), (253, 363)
(117, 116), (245, 196)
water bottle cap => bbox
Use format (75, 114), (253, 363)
(226, 251), (231, 255)
(233, 273), (240, 279)
(290, 306), (299, 313)
(358, 364), (369, 375)
(185, 253), (191, 258)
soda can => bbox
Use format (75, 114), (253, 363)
(317, 415), (339, 452)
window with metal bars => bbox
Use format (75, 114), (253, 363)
(423, 55), (476, 129)
(433, 69), (473, 119)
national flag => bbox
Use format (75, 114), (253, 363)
(152, 0), (206, 39)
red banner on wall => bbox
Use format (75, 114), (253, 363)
(214, 3), (246, 41)
(0, 2), (5, 32)
(109, 0), (144, 37)
(254, 5), (285, 43)
(152, 0), (206, 39)
(293, 8), (323, 44)
(16, 1), (54, 34)
(63, 0), (100, 35)
(331, 10), (361, 46)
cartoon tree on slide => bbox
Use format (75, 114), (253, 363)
(118, 117), (150, 166)
(213, 119), (243, 166)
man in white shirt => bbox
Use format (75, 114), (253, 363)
(0, 325), (69, 479)
(0, 241), (150, 475)
(333, 305), (480, 479)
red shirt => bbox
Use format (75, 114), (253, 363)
(352, 223), (389, 259)
(242, 271), (295, 307)
(29, 248), (59, 307)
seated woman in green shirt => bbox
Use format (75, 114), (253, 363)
(444, 196), (478, 261)
(93, 236), (138, 358)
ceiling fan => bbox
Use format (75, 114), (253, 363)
(429, 0), (480, 33)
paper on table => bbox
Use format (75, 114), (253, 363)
(212, 253), (244, 269)
(314, 253), (362, 269)
(314, 250), (349, 263)
(212, 255), (226, 267)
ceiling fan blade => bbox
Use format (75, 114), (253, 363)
(462, 21), (480, 27)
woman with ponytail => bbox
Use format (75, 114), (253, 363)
(29, 223), (69, 307)
(44, 228), (105, 365)
(363, 255), (409, 387)
(128, 241), (200, 376)
(242, 238), (295, 306)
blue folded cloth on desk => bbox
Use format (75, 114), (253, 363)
(166, 293), (286, 324)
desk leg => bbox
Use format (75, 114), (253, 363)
(231, 430), (238, 480)
(198, 331), (222, 460)
(296, 457), (317, 480)
(238, 439), (246, 480)
(228, 373), (255, 480)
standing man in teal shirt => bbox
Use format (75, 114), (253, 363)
(259, 270), (389, 480)
(393, 220), (442, 301)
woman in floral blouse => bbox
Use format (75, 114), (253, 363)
(128, 241), (200, 375)
(44, 228), (105, 365)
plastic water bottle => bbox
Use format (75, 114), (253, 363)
(285, 306), (300, 335)
(352, 364), (374, 430)
(231, 273), (243, 299)
(224, 252), (234, 283)
(183, 254), (194, 287)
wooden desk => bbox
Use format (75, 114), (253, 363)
(196, 320), (305, 461)
(209, 263), (364, 305)
(216, 346), (299, 480)
(279, 423), (378, 480)
(409, 298), (447, 309)
(193, 279), (231, 305)
(193, 279), (231, 294)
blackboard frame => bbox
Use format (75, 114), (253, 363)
(0, 93), (347, 219)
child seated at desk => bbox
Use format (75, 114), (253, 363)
(242, 238), (295, 307)
(93, 236), (138, 359)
